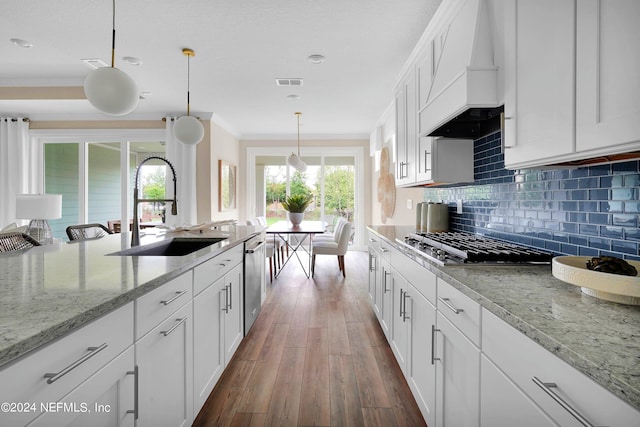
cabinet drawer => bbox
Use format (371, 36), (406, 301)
(390, 245), (436, 304)
(0, 303), (133, 427)
(367, 231), (382, 253)
(193, 244), (243, 295)
(436, 278), (480, 346)
(482, 309), (640, 427)
(136, 272), (192, 340)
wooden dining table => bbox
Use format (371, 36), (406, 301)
(266, 220), (327, 278)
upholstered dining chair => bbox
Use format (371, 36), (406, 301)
(66, 223), (113, 241)
(311, 221), (352, 277)
(313, 217), (347, 242)
(0, 232), (41, 253)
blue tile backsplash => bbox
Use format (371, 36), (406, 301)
(423, 130), (640, 261)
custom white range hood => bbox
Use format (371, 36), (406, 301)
(420, 0), (500, 138)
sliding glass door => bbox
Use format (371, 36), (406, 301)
(250, 146), (364, 250)
(34, 130), (165, 240)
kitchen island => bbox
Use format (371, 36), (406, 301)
(368, 225), (640, 418)
(0, 225), (260, 368)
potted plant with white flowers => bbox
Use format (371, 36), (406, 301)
(281, 193), (312, 226)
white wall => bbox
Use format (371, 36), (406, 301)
(369, 101), (424, 227)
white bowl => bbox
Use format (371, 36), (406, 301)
(552, 256), (640, 305)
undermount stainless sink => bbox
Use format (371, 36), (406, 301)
(108, 237), (226, 256)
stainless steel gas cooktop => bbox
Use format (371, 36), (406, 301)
(397, 231), (553, 266)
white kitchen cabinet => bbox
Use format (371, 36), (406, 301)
(504, 0), (640, 169)
(368, 247), (379, 310)
(0, 303), (134, 427)
(193, 275), (225, 413)
(192, 259), (243, 416)
(576, 0), (640, 152)
(434, 311), (480, 427)
(480, 354), (555, 427)
(415, 137), (474, 185)
(406, 283), (436, 427)
(482, 308), (640, 427)
(29, 347), (135, 427)
(395, 71), (417, 187)
(378, 257), (393, 340)
(136, 302), (193, 427)
(222, 263), (244, 364)
(503, 0), (575, 168)
(390, 270), (410, 372)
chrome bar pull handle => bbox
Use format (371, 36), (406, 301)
(160, 290), (187, 306)
(227, 283), (232, 310)
(126, 365), (139, 419)
(222, 287), (229, 313)
(532, 377), (601, 427)
(44, 343), (108, 384)
(402, 292), (411, 321)
(431, 325), (440, 365)
(399, 289), (405, 319)
(160, 318), (186, 337)
(383, 271), (391, 293)
(438, 297), (464, 314)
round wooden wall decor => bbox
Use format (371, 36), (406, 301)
(377, 146), (396, 223)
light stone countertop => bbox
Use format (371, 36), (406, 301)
(368, 225), (640, 412)
(0, 225), (262, 369)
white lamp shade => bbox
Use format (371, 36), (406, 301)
(84, 67), (139, 116)
(16, 194), (62, 220)
(173, 115), (205, 145)
(287, 153), (301, 168)
(297, 161), (307, 172)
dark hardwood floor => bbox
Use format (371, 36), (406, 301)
(193, 250), (427, 427)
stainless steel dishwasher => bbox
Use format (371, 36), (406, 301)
(243, 233), (265, 335)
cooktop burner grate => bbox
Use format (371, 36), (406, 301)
(401, 232), (553, 265)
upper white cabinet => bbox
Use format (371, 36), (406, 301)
(576, 0), (640, 152)
(503, 0), (575, 166)
(504, 0), (640, 169)
(395, 72), (417, 186)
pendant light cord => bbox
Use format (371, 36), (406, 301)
(296, 112), (302, 156)
(111, 0), (116, 68)
(187, 53), (191, 116)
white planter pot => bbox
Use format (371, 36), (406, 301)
(287, 212), (304, 226)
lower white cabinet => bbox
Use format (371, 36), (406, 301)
(378, 257), (393, 339)
(29, 347), (135, 427)
(434, 311), (480, 427)
(0, 303), (134, 427)
(136, 302), (193, 427)
(482, 308), (640, 427)
(390, 270), (410, 372)
(193, 261), (244, 415)
(406, 284), (436, 427)
(480, 354), (555, 427)
(221, 263), (244, 365)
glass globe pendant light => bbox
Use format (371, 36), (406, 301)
(287, 112), (306, 172)
(83, 0), (138, 116)
(173, 48), (205, 145)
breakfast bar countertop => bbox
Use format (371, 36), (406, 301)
(368, 225), (640, 412)
(0, 225), (261, 369)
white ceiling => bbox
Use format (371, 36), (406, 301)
(0, 0), (441, 139)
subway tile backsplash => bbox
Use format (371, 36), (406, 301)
(423, 130), (640, 261)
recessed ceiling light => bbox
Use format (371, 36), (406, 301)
(10, 38), (33, 48)
(81, 58), (108, 69)
(307, 54), (325, 64)
(123, 56), (143, 66)
(287, 94), (301, 100)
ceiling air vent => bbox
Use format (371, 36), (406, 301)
(276, 78), (303, 86)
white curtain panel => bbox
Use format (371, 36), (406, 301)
(164, 117), (198, 226)
(0, 118), (36, 228)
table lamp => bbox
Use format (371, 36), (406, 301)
(15, 194), (62, 244)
